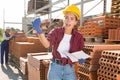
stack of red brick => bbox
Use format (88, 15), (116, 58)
(9, 36), (48, 59)
(97, 50), (120, 80)
(78, 23), (103, 36)
(27, 52), (52, 80)
(78, 15), (120, 37)
(19, 52), (52, 80)
(108, 28), (120, 40)
(78, 44), (120, 80)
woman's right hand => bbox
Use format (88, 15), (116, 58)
(32, 18), (43, 34)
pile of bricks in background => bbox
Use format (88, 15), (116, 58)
(111, 0), (120, 16)
(78, 22), (103, 37)
(9, 36), (48, 59)
(97, 50), (120, 80)
(78, 15), (120, 42)
(27, 52), (52, 80)
(9, 32), (48, 70)
(77, 44), (120, 80)
(9, 32), (28, 68)
(9, 31), (28, 54)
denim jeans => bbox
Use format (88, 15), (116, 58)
(1, 40), (9, 64)
(48, 61), (77, 80)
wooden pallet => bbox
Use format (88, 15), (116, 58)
(84, 36), (104, 43)
(105, 39), (120, 44)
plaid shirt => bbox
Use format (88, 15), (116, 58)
(47, 27), (84, 65)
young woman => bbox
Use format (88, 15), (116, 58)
(32, 4), (84, 80)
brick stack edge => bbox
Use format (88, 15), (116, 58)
(20, 57), (28, 75)
(78, 44), (120, 80)
(98, 50), (120, 80)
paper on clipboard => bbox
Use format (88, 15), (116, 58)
(66, 50), (90, 62)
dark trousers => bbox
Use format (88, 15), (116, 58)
(1, 40), (9, 64)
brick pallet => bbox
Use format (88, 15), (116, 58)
(9, 37), (48, 59)
(78, 44), (120, 80)
(9, 36), (49, 80)
(78, 15), (120, 38)
(84, 36), (104, 43)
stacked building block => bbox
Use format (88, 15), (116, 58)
(78, 44), (120, 80)
(108, 28), (120, 40)
(78, 23), (103, 36)
(9, 37), (48, 60)
(9, 36), (48, 71)
(27, 52), (52, 80)
(9, 32), (27, 53)
(111, 0), (120, 16)
(97, 50), (120, 80)
(78, 15), (120, 38)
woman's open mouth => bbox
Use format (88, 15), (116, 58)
(65, 24), (71, 27)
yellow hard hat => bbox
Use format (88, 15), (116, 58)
(63, 4), (81, 20)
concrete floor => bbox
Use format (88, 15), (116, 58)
(0, 45), (26, 80)
(0, 63), (25, 80)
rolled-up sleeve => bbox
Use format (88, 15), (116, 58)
(47, 28), (57, 47)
